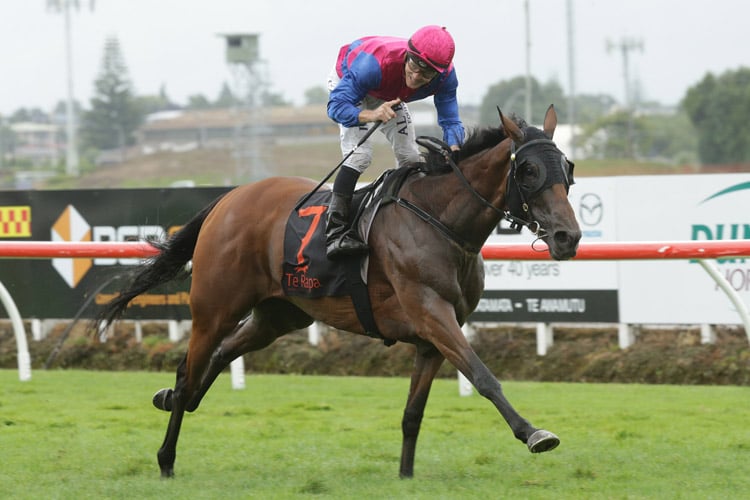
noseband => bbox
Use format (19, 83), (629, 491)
(432, 136), (574, 235)
(504, 138), (574, 235)
(394, 136), (573, 253)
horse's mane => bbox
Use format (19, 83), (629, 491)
(420, 114), (528, 172)
(460, 113), (528, 159)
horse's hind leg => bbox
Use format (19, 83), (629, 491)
(400, 342), (445, 478)
(155, 298), (245, 477)
(185, 299), (313, 412)
(155, 299), (312, 477)
(156, 329), (219, 476)
(153, 355), (186, 412)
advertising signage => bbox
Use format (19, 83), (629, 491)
(0, 187), (231, 319)
(471, 173), (750, 325)
(471, 177), (620, 323)
(1, 173), (748, 325)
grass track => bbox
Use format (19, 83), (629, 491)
(1, 370), (749, 499)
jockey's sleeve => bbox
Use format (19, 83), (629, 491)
(434, 70), (465, 147)
(327, 53), (383, 128)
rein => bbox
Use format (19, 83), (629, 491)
(391, 136), (554, 253)
(503, 138), (563, 235)
(393, 197), (482, 253)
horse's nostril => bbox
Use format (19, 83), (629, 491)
(550, 230), (581, 260)
(553, 231), (578, 247)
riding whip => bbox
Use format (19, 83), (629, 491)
(294, 120), (383, 211)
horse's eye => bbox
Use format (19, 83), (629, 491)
(517, 164), (539, 187)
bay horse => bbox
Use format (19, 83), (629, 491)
(98, 104), (581, 478)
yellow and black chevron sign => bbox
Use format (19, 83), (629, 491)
(0, 206), (31, 237)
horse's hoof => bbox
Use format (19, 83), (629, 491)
(152, 388), (173, 412)
(527, 429), (560, 453)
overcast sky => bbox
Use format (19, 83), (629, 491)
(1, 0), (748, 117)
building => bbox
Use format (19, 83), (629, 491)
(137, 105), (339, 152)
(9, 122), (63, 165)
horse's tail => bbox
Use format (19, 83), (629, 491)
(97, 193), (227, 326)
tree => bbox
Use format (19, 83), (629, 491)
(575, 109), (697, 161)
(0, 119), (15, 167)
(80, 36), (143, 152)
(8, 107), (50, 124)
(577, 109), (634, 159)
(52, 100), (83, 123)
(304, 86), (328, 105)
(572, 94), (618, 124)
(635, 112), (697, 164)
(185, 94), (212, 110)
(137, 85), (179, 115)
(479, 75), (623, 127)
(260, 90), (290, 107)
(213, 82), (237, 108)
(682, 67), (750, 164)
(479, 76), (565, 125)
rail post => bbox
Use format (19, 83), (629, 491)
(0, 281), (31, 381)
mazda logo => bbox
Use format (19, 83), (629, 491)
(579, 193), (603, 226)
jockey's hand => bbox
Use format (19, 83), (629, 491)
(360, 98), (401, 124)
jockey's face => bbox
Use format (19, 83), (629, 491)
(405, 55), (437, 89)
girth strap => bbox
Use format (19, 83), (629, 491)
(342, 255), (396, 347)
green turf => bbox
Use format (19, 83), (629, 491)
(1, 370), (748, 499)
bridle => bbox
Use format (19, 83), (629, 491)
(503, 138), (575, 236)
(392, 136), (573, 253)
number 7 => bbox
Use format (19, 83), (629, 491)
(295, 205), (327, 270)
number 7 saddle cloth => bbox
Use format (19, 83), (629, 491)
(281, 165), (420, 299)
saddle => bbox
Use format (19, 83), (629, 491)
(281, 166), (420, 345)
(281, 137), (449, 344)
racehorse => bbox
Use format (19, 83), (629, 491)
(98, 104), (581, 478)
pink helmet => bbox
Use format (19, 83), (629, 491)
(408, 25), (455, 73)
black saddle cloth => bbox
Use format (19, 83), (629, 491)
(282, 190), (346, 297)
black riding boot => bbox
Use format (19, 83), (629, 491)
(326, 192), (368, 259)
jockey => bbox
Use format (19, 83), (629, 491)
(325, 25), (465, 259)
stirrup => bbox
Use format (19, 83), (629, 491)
(327, 232), (369, 259)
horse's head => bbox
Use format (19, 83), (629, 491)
(499, 105), (581, 260)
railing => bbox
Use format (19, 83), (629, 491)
(0, 241), (160, 259)
(481, 240), (750, 260)
(2, 240), (750, 383)
(0, 240), (749, 260)
(482, 240), (750, 359)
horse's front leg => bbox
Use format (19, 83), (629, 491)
(408, 295), (559, 453)
(459, 340), (559, 452)
(400, 342), (445, 478)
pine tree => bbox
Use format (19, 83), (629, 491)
(80, 36), (143, 153)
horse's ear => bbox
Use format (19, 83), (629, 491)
(543, 104), (557, 139)
(498, 107), (525, 143)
